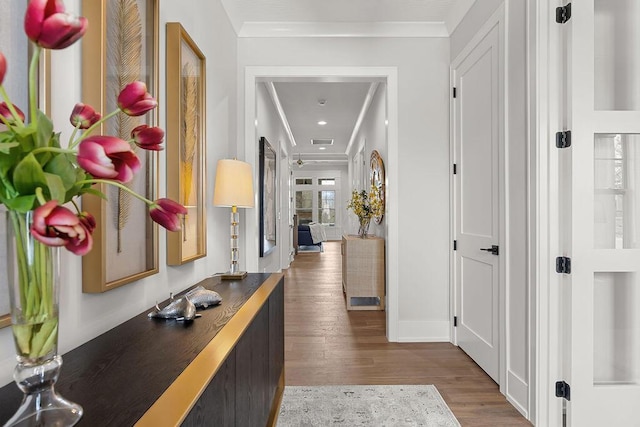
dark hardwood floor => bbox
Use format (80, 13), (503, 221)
(283, 241), (531, 426)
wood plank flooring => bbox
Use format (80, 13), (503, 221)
(283, 241), (531, 426)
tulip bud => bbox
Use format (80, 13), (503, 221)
(70, 103), (101, 129)
(117, 81), (157, 117)
(0, 102), (25, 124)
(131, 124), (164, 151)
(77, 136), (141, 183)
(24, 0), (88, 50)
(150, 198), (187, 232)
(0, 52), (6, 85)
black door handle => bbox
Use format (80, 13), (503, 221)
(480, 245), (499, 255)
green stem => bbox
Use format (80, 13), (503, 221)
(77, 178), (154, 205)
(30, 147), (76, 157)
(68, 126), (80, 148)
(0, 86), (25, 128)
(28, 45), (41, 126)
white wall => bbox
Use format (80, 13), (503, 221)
(239, 37), (451, 341)
(348, 83), (388, 239)
(255, 83), (289, 273)
(0, 0), (239, 386)
(451, 0), (530, 417)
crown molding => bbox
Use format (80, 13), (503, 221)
(238, 21), (449, 38)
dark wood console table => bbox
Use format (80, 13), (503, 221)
(0, 273), (285, 426)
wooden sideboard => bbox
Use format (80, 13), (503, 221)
(0, 273), (285, 427)
(341, 234), (385, 310)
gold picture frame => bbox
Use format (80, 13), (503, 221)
(81, 0), (159, 293)
(166, 23), (207, 265)
(0, 3), (51, 327)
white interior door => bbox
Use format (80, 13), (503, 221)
(562, 1), (640, 425)
(454, 23), (501, 383)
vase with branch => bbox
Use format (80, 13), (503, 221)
(0, 1), (185, 425)
(346, 185), (383, 238)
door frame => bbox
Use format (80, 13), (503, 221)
(244, 66), (400, 341)
(534, 0), (564, 425)
(450, 2), (508, 395)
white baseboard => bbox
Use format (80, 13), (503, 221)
(506, 370), (529, 418)
(397, 320), (451, 342)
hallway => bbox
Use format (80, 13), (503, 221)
(283, 241), (530, 426)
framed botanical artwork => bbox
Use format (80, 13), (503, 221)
(0, 2), (51, 326)
(81, 0), (159, 293)
(259, 137), (277, 257)
(370, 150), (385, 224)
(166, 23), (206, 265)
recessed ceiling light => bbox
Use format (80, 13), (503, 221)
(319, 147), (327, 150)
(317, 120), (327, 126)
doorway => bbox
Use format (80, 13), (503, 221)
(244, 66), (399, 340)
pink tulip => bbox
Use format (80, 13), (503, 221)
(149, 198), (187, 232)
(31, 200), (92, 255)
(131, 125), (164, 151)
(117, 81), (157, 117)
(77, 136), (141, 183)
(70, 103), (101, 129)
(0, 52), (6, 85)
(0, 102), (25, 124)
(24, 0), (88, 50)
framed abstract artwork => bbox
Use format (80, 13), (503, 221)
(259, 137), (277, 257)
(166, 23), (207, 265)
(0, 2), (51, 326)
(81, 0), (159, 292)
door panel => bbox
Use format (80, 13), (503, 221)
(454, 24), (501, 383)
(566, 1), (640, 424)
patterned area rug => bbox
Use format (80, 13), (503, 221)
(277, 385), (461, 426)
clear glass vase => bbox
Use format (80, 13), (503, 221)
(4, 210), (82, 427)
(358, 216), (371, 238)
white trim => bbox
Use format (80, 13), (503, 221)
(265, 82), (297, 147)
(397, 321), (450, 342)
(244, 66), (400, 342)
(238, 22), (449, 38)
(535, 0), (563, 425)
(345, 82), (379, 156)
(507, 370), (530, 417)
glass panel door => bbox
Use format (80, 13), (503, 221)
(566, 1), (640, 425)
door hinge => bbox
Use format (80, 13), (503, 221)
(453, 240), (457, 251)
(453, 316), (458, 327)
(453, 163), (457, 175)
(453, 87), (457, 98)
(556, 3), (572, 24)
(556, 130), (572, 148)
(555, 380), (571, 400)
(556, 256), (572, 274)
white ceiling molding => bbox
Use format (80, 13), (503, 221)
(345, 82), (379, 156)
(264, 82), (297, 147)
(445, 0), (477, 34)
(238, 22), (449, 38)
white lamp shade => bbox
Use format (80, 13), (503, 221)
(213, 159), (255, 208)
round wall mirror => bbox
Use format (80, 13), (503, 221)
(370, 150), (385, 224)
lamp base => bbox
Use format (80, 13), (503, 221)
(220, 271), (248, 280)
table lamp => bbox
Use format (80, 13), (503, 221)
(213, 159), (254, 279)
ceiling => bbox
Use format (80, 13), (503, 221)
(235, 0), (476, 165)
